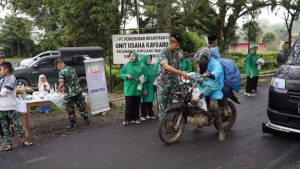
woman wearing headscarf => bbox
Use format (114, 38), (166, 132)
(140, 55), (156, 120)
(120, 51), (147, 125)
(245, 45), (260, 96)
(38, 74), (51, 113)
(177, 49), (192, 73)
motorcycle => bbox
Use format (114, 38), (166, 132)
(158, 79), (237, 144)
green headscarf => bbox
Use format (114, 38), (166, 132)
(250, 44), (258, 51)
(140, 54), (151, 65)
(176, 49), (184, 59)
(140, 54), (155, 82)
(129, 51), (139, 64)
(176, 49), (192, 72)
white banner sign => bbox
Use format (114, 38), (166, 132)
(112, 33), (170, 64)
(84, 58), (110, 115)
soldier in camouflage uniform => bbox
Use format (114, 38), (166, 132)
(54, 58), (90, 128)
(156, 35), (190, 117)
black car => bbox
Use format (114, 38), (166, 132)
(14, 55), (89, 88)
(14, 46), (103, 89)
(263, 38), (300, 134)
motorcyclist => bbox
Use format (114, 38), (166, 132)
(193, 47), (225, 141)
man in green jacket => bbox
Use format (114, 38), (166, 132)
(140, 55), (156, 120)
(120, 51), (147, 125)
(177, 49), (192, 73)
(245, 45), (260, 96)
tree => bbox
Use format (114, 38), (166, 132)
(184, 32), (206, 53)
(3, 0), (122, 51)
(176, 0), (276, 53)
(273, 24), (288, 40)
(273, 0), (300, 47)
(156, 0), (172, 33)
(0, 15), (35, 57)
(242, 21), (262, 43)
(262, 31), (276, 47)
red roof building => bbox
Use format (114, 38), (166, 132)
(230, 42), (266, 51)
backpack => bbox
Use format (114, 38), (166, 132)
(218, 59), (241, 92)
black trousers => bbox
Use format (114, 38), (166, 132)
(125, 96), (141, 121)
(246, 76), (258, 93)
(222, 85), (233, 98)
(253, 76), (259, 91)
(141, 102), (154, 117)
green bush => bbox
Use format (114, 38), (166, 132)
(225, 51), (278, 74)
(105, 64), (124, 93)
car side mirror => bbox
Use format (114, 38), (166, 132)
(32, 64), (39, 69)
(277, 52), (286, 64)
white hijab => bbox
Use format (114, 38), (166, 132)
(38, 74), (50, 92)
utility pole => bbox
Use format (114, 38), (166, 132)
(135, 0), (139, 33)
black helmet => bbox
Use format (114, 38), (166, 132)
(194, 47), (211, 63)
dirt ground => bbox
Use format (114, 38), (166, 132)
(2, 93), (159, 148)
(28, 93), (127, 141)
(0, 93), (124, 148)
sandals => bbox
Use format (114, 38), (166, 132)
(4, 144), (13, 151)
(20, 138), (33, 146)
(2, 138), (32, 151)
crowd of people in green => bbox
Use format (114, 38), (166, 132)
(120, 34), (269, 141)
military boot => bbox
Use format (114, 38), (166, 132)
(81, 112), (90, 126)
(68, 120), (77, 129)
(68, 115), (77, 129)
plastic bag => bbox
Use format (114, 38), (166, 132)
(256, 58), (265, 65)
(256, 58), (265, 70)
(191, 88), (207, 111)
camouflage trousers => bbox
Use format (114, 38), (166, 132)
(157, 83), (178, 117)
(64, 94), (88, 122)
(0, 110), (25, 144)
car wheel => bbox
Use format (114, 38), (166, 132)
(17, 78), (30, 86)
(78, 76), (87, 91)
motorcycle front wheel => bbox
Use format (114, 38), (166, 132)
(158, 111), (185, 145)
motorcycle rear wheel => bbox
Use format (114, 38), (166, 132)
(214, 100), (237, 132)
(159, 111), (185, 145)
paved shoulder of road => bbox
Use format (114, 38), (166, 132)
(1, 87), (300, 169)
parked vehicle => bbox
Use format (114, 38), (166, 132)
(158, 79), (237, 144)
(263, 38), (300, 134)
(14, 46), (104, 89)
(14, 55), (89, 88)
(19, 51), (58, 67)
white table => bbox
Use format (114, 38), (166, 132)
(16, 93), (88, 136)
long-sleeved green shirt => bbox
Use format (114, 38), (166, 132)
(120, 51), (147, 96)
(245, 53), (260, 77)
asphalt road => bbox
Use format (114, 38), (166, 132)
(1, 87), (300, 169)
